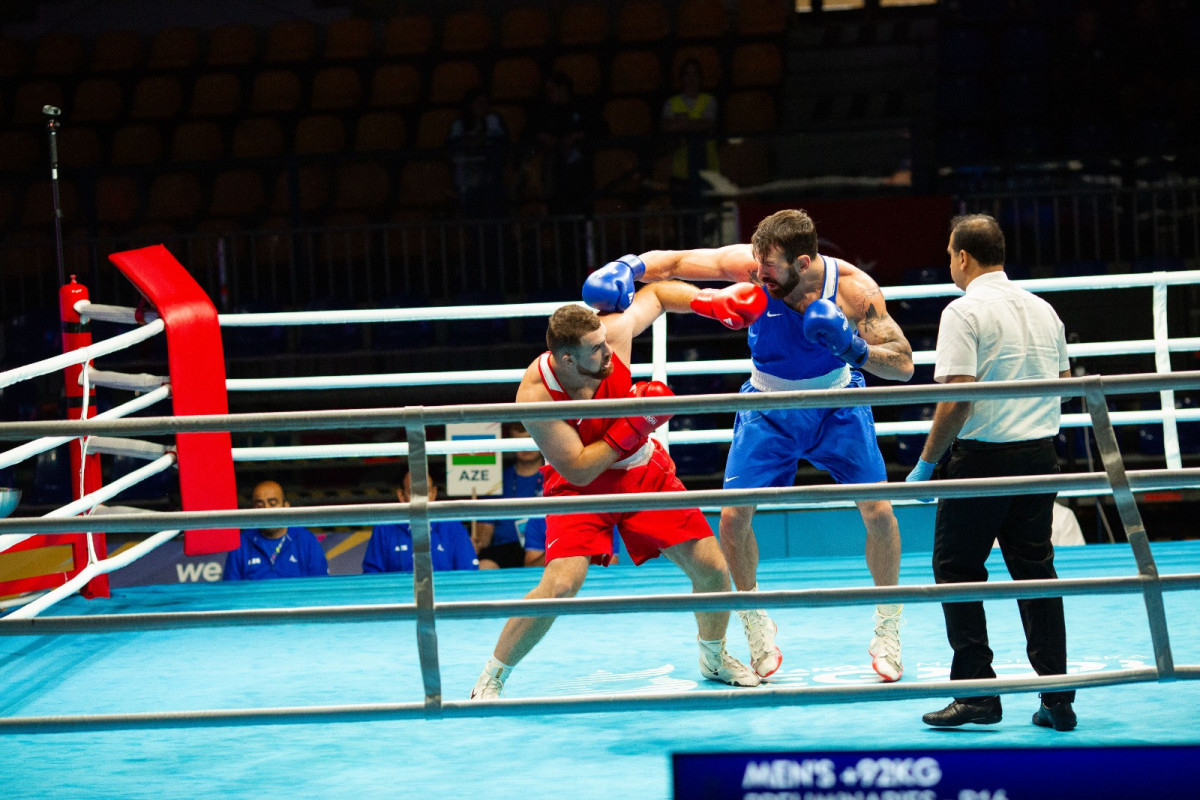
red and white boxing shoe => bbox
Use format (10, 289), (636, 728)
(737, 608), (782, 678)
(869, 604), (904, 682)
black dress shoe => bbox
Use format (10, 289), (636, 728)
(1032, 701), (1077, 731)
(922, 697), (1002, 727)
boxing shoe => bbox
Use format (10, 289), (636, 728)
(922, 697), (1003, 727)
(869, 604), (903, 682)
(698, 638), (761, 687)
(470, 658), (512, 700)
(1032, 697), (1077, 731)
(737, 608), (782, 678)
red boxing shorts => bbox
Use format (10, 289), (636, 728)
(542, 442), (713, 566)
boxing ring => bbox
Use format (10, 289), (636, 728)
(2, 254), (1200, 799)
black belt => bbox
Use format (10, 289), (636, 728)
(954, 437), (1055, 452)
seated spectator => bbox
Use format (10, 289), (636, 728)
(661, 58), (719, 206)
(363, 469), (479, 573)
(474, 422), (547, 568)
(446, 88), (511, 219)
(223, 480), (328, 580)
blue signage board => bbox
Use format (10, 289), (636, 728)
(673, 745), (1196, 800)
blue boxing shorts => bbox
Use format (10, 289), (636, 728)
(723, 370), (887, 490)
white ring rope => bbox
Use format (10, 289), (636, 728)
(0, 318), (164, 391)
(0, 453), (176, 555)
(0, 385), (171, 471)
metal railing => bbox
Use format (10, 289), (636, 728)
(0, 370), (1198, 731)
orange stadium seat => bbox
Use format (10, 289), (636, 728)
(397, 159), (453, 210)
(189, 73), (243, 117)
(170, 120), (225, 162)
(382, 13), (434, 56)
(145, 172), (202, 222)
(128, 75), (185, 120)
(93, 175), (142, 226)
(735, 0), (791, 36)
(724, 89), (778, 133)
(334, 161), (391, 211)
(0, 131), (38, 172)
(441, 10), (492, 53)
(90, 30), (144, 72)
(558, 3), (610, 46)
(609, 50), (663, 95)
(264, 19), (317, 63)
(110, 124), (165, 165)
(499, 6), (551, 50)
(207, 24), (259, 67)
(21, 178), (79, 227)
(414, 108), (460, 149)
(145, 27), (201, 71)
(231, 117), (287, 159)
(731, 42), (784, 87)
(603, 97), (654, 137)
(368, 64), (422, 107)
(71, 78), (124, 123)
(616, 0), (671, 43)
(324, 18), (375, 61)
(294, 115), (347, 154)
(311, 66), (364, 111)
(429, 60), (483, 106)
(551, 53), (603, 96)
(491, 57), (541, 103)
(58, 128), (102, 168)
(353, 111), (406, 151)
(32, 32), (86, 75)
(677, 0), (729, 40)
(249, 70), (303, 114)
(209, 169), (266, 219)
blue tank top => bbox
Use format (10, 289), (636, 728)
(747, 255), (846, 380)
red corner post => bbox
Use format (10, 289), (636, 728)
(59, 277), (109, 598)
(108, 245), (239, 556)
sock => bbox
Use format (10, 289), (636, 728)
(697, 637), (725, 657)
(485, 656), (514, 678)
(876, 603), (903, 618)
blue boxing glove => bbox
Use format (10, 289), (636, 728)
(582, 254), (646, 312)
(802, 298), (869, 368)
(905, 458), (937, 503)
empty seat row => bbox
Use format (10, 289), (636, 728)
(2, 42), (783, 129)
(0, 1), (789, 77)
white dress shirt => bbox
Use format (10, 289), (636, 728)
(934, 271), (1069, 442)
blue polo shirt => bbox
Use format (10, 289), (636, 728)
(362, 521), (479, 573)
(223, 527), (329, 581)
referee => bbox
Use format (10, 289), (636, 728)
(906, 213), (1077, 732)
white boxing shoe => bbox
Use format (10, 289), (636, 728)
(698, 638), (761, 687)
(737, 608), (782, 678)
(470, 658), (512, 699)
(869, 604), (903, 682)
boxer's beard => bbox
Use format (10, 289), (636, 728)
(576, 360), (613, 380)
(764, 265), (800, 299)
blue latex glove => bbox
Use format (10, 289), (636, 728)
(905, 458), (937, 503)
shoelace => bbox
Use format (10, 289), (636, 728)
(872, 613), (902, 660)
(740, 611), (775, 654)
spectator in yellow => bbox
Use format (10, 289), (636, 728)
(661, 58), (720, 206)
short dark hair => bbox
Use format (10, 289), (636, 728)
(751, 208), (818, 264)
(546, 304), (600, 354)
(950, 214), (1005, 267)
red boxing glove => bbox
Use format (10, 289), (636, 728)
(602, 381), (675, 458)
(689, 283), (768, 330)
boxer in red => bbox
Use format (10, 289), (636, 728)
(471, 280), (767, 699)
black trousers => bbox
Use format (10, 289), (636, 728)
(932, 437), (1074, 705)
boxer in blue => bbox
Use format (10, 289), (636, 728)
(583, 208), (914, 682)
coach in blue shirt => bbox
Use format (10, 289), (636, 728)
(363, 470), (479, 573)
(223, 481), (329, 580)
